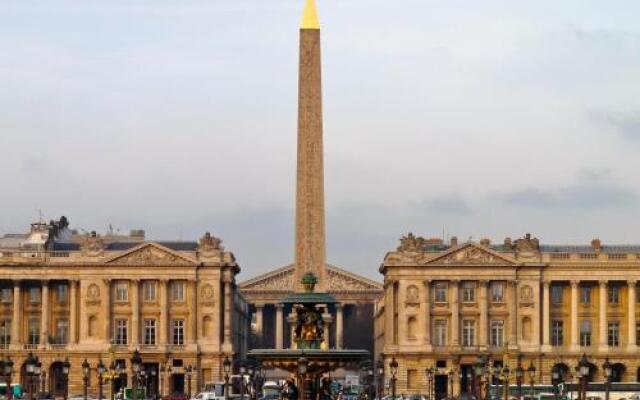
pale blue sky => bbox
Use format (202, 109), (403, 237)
(1, 1), (640, 280)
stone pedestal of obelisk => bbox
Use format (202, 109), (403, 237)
(294, 0), (327, 292)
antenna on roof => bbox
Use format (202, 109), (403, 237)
(37, 209), (44, 224)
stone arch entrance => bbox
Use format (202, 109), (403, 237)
(611, 363), (625, 383)
(49, 361), (67, 397)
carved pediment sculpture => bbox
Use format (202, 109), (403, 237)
(397, 232), (426, 252)
(81, 231), (105, 256)
(106, 243), (195, 266)
(242, 269), (295, 291)
(198, 232), (222, 253)
(326, 268), (381, 291)
(425, 243), (516, 266)
(514, 233), (541, 261)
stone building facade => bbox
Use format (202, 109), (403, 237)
(0, 218), (247, 397)
(376, 233), (640, 398)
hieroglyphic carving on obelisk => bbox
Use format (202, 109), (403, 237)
(294, 0), (327, 292)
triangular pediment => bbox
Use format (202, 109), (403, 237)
(105, 242), (196, 266)
(424, 242), (518, 266)
(238, 264), (383, 293)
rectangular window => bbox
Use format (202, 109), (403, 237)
(462, 282), (476, 303)
(608, 287), (619, 304)
(491, 282), (504, 302)
(490, 320), (504, 347)
(0, 320), (11, 345)
(580, 320), (591, 347)
(608, 322), (620, 347)
(551, 285), (563, 304)
(433, 320), (447, 346)
(172, 319), (185, 345)
(57, 284), (68, 304)
(115, 282), (128, 302)
(462, 319), (475, 347)
(115, 319), (128, 345)
(580, 286), (591, 305)
(55, 319), (68, 344)
(143, 281), (156, 302)
(171, 281), (185, 302)
(0, 289), (12, 304)
(434, 282), (448, 303)
(552, 320), (563, 346)
(29, 288), (40, 304)
(144, 319), (156, 345)
(28, 319), (40, 345)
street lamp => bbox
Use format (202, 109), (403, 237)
(475, 357), (486, 400)
(551, 365), (562, 400)
(376, 359), (384, 400)
(62, 358), (71, 400)
(131, 350), (142, 400)
(515, 359), (524, 400)
(223, 357), (232, 400)
(186, 365), (193, 399)
(527, 362), (536, 399)
(1, 357), (14, 400)
(82, 359), (91, 400)
(150, 367), (158, 400)
(389, 358), (398, 400)
(577, 354), (590, 400)
(603, 358), (612, 400)
(298, 357), (308, 400)
(448, 368), (456, 400)
(34, 360), (42, 398)
(501, 364), (511, 400)
(425, 367), (434, 400)
(97, 360), (106, 400)
(239, 363), (247, 400)
(25, 354), (36, 400)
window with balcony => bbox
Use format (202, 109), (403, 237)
(172, 319), (185, 345)
(54, 319), (68, 344)
(608, 287), (620, 305)
(28, 318), (40, 345)
(144, 319), (156, 345)
(462, 282), (476, 303)
(434, 282), (448, 303)
(608, 322), (620, 347)
(580, 286), (591, 305)
(114, 319), (128, 345)
(0, 320), (10, 346)
(490, 282), (504, 302)
(551, 285), (563, 305)
(171, 281), (185, 302)
(552, 320), (563, 346)
(490, 320), (504, 347)
(580, 320), (591, 347)
(462, 319), (475, 347)
(57, 284), (68, 304)
(143, 281), (156, 302)
(433, 320), (447, 346)
(115, 282), (128, 302)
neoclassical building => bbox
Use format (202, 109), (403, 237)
(0, 217), (247, 397)
(376, 233), (640, 398)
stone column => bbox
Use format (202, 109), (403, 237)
(451, 280), (460, 347)
(423, 280), (432, 346)
(131, 279), (140, 346)
(11, 280), (21, 348)
(190, 280), (197, 344)
(628, 280), (637, 351)
(288, 312), (297, 349)
(40, 281), (49, 347)
(336, 304), (344, 349)
(570, 281), (579, 351)
(159, 279), (168, 345)
(479, 280), (488, 349)
(222, 278), (232, 349)
(275, 304), (284, 349)
(103, 279), (112, 343)
(599, 280), (608, 351)
(69, 280), (78, 345)
(255, 304), (264, 347)
(508, 281), (517, 347)
(542, 281), (551, 351)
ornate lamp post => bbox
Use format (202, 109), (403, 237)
(131, 350), (142, 400)
(62, 358), (71, 400)
(239, 363), (247, 400)
(577, 354), (590, 400)
(223, 357), (231, 400)
(97, 360), (106, 400)
(25, 354), (36, 400)
(34, 360), (42, 398)
(425, 367), (434, 400)
(150, 367), (157, 400)
(603, 358), (612, 400)
(474, 357), (486, 400)
(501, 364), (510, 400)
(186, 365), (193, 399)
(159, 365), (165, 398)
(0, 357), (14, 400)
(82, 359), (91, 400)
(389, 358), (398, 400)
(376, 360), (384, 399)
(448, 368), (455, 400)
(526, 363), (536, 399)
(551, 365), (562, 400)
(298, 357), (308, 400)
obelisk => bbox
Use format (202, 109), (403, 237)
(294, 0), (327, 292)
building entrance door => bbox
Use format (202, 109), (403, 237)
(435, 375), (448, 400)
(172, 374), (185, 395)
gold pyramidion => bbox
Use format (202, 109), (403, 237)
(301, 0), (320, 30)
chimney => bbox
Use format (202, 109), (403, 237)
(450, 236), (458, 248)
(591, 238), (602, 253)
